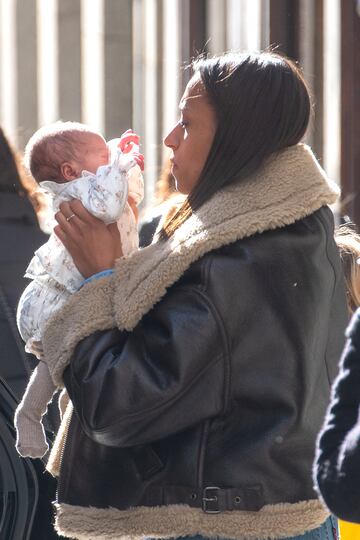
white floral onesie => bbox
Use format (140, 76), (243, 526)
(14, 146), (144, 459)
(17, 150), (144, 355)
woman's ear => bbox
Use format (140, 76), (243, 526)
(60, 162), (79, 181)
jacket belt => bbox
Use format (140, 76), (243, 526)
(144, 485), (264, 513)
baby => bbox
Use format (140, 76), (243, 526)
(15, 121), (144, 458)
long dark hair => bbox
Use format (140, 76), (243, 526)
(0, 127), (23, 194)
(161, 51), (311, 239)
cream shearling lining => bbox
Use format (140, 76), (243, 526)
(54, 499), (329, 540)
(43, 144), (337, 539)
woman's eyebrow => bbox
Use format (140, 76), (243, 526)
(179, 90), (203, 113)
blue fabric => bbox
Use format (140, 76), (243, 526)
(283, 516), (338, 539)
(147, 516), (338, 540)
(80, 268), (114, 288)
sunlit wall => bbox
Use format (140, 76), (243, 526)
(0, 0), (342, 206)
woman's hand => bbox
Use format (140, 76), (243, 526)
(54, 199), (123, 278)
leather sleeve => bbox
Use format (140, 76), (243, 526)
(314, 309), (360, 523)
(63, 284), (229, 447)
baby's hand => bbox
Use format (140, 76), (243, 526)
(131, 151), (145, 171)
(118, 129), (140, 154)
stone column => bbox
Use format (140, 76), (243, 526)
(0, 0), (17, 145)
(103, 0), (133, 139)
(299, 0), (324, 157)
(16, 0), (38, 148)
(206, 0), (227, 55)
(37, 0), (59, 128)
(58, 0), (81, 122)
(81, 0), (104, 132)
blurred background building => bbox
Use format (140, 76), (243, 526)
(0, 0), (359, 222)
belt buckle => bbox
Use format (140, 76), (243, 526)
(202, 486), (221, 513)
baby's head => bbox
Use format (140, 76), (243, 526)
(24, 121), (109, 183)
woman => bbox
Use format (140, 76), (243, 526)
(42, 52), (347, 540)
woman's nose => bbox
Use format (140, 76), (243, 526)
(163, 124), (179, 149)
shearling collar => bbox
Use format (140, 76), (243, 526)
(43, 143), (339, 386)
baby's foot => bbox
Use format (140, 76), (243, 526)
(16, 440), (49, 459)
(15, 410), (49, 458)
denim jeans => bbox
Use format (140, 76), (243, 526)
(280, 516), (338, 540)
(150, 515), (338, 540)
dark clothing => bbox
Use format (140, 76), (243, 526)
(315, 308), (360, 523)
(0, 190), (62, 539)
(139, 214), (161, 247)
(0, 192), (45, 308)
(61, 207), (347, 511)
(0, 191), (47, 397)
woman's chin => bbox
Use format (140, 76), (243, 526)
(173, 171), (193, 195)
(174, 181), (189, 195)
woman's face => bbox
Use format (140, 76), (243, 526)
(164, 77), (217, 195)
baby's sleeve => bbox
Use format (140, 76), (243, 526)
(128, 166), (144, 205)
(69, 153), (138, 224)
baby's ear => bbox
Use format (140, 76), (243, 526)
(61, 161), (78, 181)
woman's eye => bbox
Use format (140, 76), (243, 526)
(179, 120), (187, 129)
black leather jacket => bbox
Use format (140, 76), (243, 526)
(58, 206), (347, 513)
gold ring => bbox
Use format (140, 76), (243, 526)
(66, 213), (76, 222)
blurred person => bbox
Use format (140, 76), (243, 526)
(314, 309), (360, 527)
(314, 225), (360, 539)
(0, 126), (47, 397)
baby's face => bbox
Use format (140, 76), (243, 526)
(77, 133), (109, 174)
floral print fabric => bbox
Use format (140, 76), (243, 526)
(17, 151), (144, 355)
